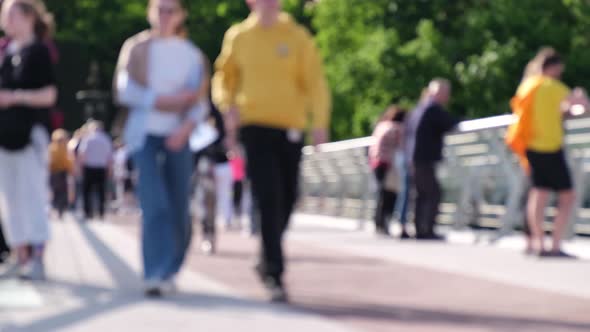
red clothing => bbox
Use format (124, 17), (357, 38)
(230, 156), (246, 181)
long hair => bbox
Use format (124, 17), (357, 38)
(11, 0), (55, 40)
(379, 105), (406, 123)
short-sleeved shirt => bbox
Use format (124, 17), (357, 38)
(0, 40), (56, 151)
(79, 131), (113, 168)
(528, 77), (571, 153)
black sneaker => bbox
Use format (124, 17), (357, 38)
(400, 230), (411, 240)
(144, 280), (163, 298)
(145, 287), (162, 298)
(539, 250), (577, 259)
(263, 277), (288, 303)
(416, 233), (446, 241)
(376, 226), (391, 237)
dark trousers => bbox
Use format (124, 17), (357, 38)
(374, 164), (397, 230)
(50, 171), (69, 217)
(233, 180), (243, 217)
(413, 163), (441, 237)
(240, 126), (303, 283)
(83, 166), (107, 219)
(0, 224), (9, 261)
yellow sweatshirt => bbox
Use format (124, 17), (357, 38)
(212, 13), (331, 130)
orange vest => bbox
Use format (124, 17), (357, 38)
(505, 76), (545, 171)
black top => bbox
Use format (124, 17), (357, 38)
(406, 101), (460, 164)
(0, 41), (56, 151)
(195, 100), (229, 164)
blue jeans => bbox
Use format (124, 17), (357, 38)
(397, 172), (412, 225)
(395, 153), (411, 226)
(133, 136), (193, 282)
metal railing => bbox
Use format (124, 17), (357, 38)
(299, 113), (590, 236)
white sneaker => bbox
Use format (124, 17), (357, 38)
(20, 257), (46, 281)
(161, 278), (178, 295)
(144, 278), (177, 297)
(0, 261), (22, 279)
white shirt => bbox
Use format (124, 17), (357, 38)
(79, 131), (113, 168)
(113, 147), (129, 179)
(145, 38), (203, 136)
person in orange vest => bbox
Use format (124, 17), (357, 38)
(508, 48), (589, 257)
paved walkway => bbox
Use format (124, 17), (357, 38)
(1, 213), (589, 332)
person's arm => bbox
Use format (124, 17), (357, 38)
(298, 29), (332, 145)
(212, 27), (241, 148)
(0, 44), (57, 108)
(0, 86), (58, 108)
(212, 27), (241, 114)
(436, 106), (461, 134)
(562, 87), (590, 118)
(184, 51), (210, 124)
(77, 139), (87, 167)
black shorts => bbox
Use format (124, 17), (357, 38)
(526, 149), (572, 191)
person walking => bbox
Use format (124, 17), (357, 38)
(368, 106), (406, 236)
(191, 97), (229, 255)
(213, 0), (331, 302)
(405, 79), (460, 240)
(114, 0), (208, 296)
(49, 129), (74, 219)
(0, 0), (57, 280)
(507, 48), (589, 257)
(78, 120), (113, 221)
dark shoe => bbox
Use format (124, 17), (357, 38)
(400, 230), (411, 240)
(263, 277), (288, 303)
(145, 287), (162, 298)
(144, 280), (163, 298)
(376, 226), (391, 237)
(416, 233), (446, 241)
(539, 250), (577, 259)
(523, 247), (535, 256)
(19, 257), (46, 281)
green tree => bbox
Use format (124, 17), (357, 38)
(312, 0), (590, 140)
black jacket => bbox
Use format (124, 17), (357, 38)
(196, 101), (228, 164)
(406, 101), (460, 164)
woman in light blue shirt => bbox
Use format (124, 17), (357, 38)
(114, 0), (208, 297)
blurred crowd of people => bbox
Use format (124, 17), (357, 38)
(0, 0), (588, 307)
(369, 49), (590, 260)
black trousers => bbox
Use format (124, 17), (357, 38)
(374, 164), (397, 230)
(0, 224), (9, 260)
(240, 126), (303, 282)
(413, 163), (441, 237)
(50, 171), (69, 217)
(233, 180), (243, 217)
(83, 167), (107, 219)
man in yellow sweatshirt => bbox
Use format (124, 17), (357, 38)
(212, 0), (331, 302)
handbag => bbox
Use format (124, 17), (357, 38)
(384, 166), (400, 192)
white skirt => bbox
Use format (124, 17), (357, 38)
(0, 142), (50, 247)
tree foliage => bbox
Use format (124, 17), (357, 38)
(42, 0), (590, 139)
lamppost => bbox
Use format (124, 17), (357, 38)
(76, 61), (110, 124)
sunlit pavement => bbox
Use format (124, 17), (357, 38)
(1, 213), (589, 332)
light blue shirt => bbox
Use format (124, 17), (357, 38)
(115, 39), (208, 153)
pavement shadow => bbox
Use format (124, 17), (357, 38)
(1, 221), (278, 332)
(292, 301), (590, 331)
